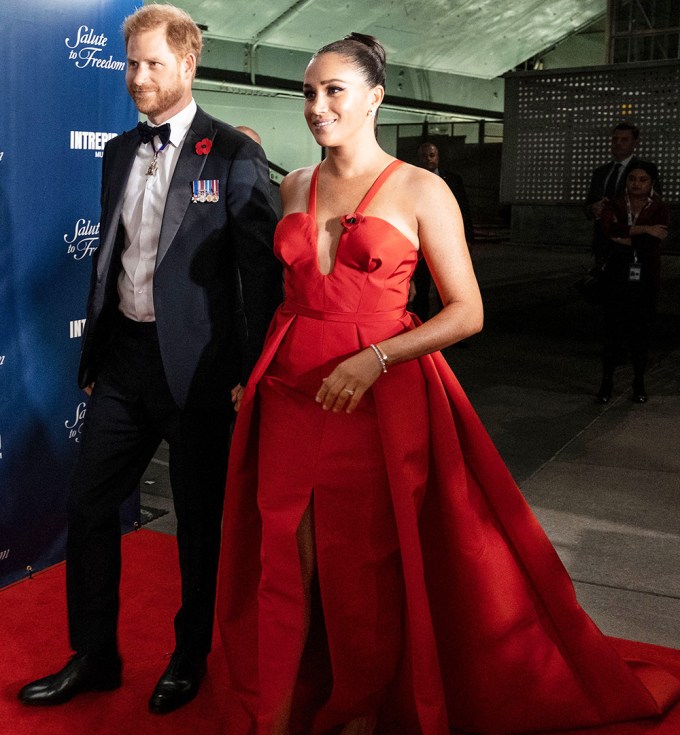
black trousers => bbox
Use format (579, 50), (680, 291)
(601, 286), (654, 381)
(66, 317), (231, 660)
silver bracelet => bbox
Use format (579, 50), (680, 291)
(369, 343), (388, 373)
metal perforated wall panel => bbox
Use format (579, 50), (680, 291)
(501, 61), (680, 204)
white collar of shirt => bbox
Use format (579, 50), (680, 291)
(142, 98), (197, 150)
(614, 153), (635, 170)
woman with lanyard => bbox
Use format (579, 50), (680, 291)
(596, 160), (669, 403)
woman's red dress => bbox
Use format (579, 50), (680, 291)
(216, 160), (680, 734)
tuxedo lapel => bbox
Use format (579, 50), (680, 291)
(97, 131), (138, 280)
(156, 108), (215, 269)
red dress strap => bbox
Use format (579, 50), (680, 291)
(308, 159), (404, 219)
(355, 159), (404, 214)
(308, 163), (321, 219)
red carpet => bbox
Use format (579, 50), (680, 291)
(1, 529), (679, 735)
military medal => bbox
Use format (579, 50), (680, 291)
(146, 151), (160, 177)
(145, 139), (170, 177)
(192, 179), (219, 203)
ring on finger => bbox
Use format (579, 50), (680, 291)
(342, 388), (355, 396)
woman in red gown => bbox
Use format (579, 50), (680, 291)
(217, 34), (680, 735)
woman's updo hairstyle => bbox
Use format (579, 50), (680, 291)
(313, 32), (386, 88)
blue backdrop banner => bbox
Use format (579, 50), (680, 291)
(0, 0), (139, 588)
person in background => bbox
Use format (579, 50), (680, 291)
(215, 32), (680, 735)
(584, 123), (649, 267)
(411, 141), (474, 322)
(235, 125), (262, 144)
(18, 3), (280, 715)
(596, 160), (669, 403)
(236, 125), (283, 218)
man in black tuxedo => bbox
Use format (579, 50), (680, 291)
(19, 4), (280, 714)
(411, 141), (475, 321)
(584, 122), (641, 265)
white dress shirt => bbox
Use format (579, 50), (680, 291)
(607, 153), (635, 194)
(118, 99), (198, 322)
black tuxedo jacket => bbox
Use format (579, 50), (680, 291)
(585, 157), (642, 210)
(79, 106), (281, 408)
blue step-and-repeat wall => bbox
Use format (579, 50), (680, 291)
(0, 0), (139, 587)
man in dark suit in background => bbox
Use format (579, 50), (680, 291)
(19, 4), (280, 714)
(236, 125), (283, 219)
(411, 141), (475, 322)
(584, 122), (642, 265)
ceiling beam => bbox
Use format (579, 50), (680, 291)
(199, 36), (505, 118)
(246, 0), (319, 84)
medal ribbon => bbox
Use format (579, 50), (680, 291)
(146, 139), (171, 177)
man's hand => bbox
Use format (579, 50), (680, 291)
(231, 383), (244, 412)
(590, 199), (607, 219)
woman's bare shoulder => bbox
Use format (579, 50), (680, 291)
(281, 165), (315, 192)
(396, 161), (450, 190)
(281, 165), (316, 212)
(391, 161), (456, 211)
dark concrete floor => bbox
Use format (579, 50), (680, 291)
(141, 239), (680, 648)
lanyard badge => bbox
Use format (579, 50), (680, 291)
(629, 250), (641, 282)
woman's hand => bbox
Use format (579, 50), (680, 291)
(630, 224), (668, 240)
(315, 348), (384, 414)
(645, 224), (669, 240)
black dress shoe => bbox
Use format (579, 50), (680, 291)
(595, 378), (613, 404)
(18, 653), (122, 706)
(632, 379), (648, 403)
(149, 653), (206, 714)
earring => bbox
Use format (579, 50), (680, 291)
(367, 108), (375, 117)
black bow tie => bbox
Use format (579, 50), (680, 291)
(136, 121), (171, 145)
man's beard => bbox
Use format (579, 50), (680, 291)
(128, 77), (184, 120)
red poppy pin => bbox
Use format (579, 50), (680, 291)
(341, 212), (365, 231)
(195, 138), (212, 155)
